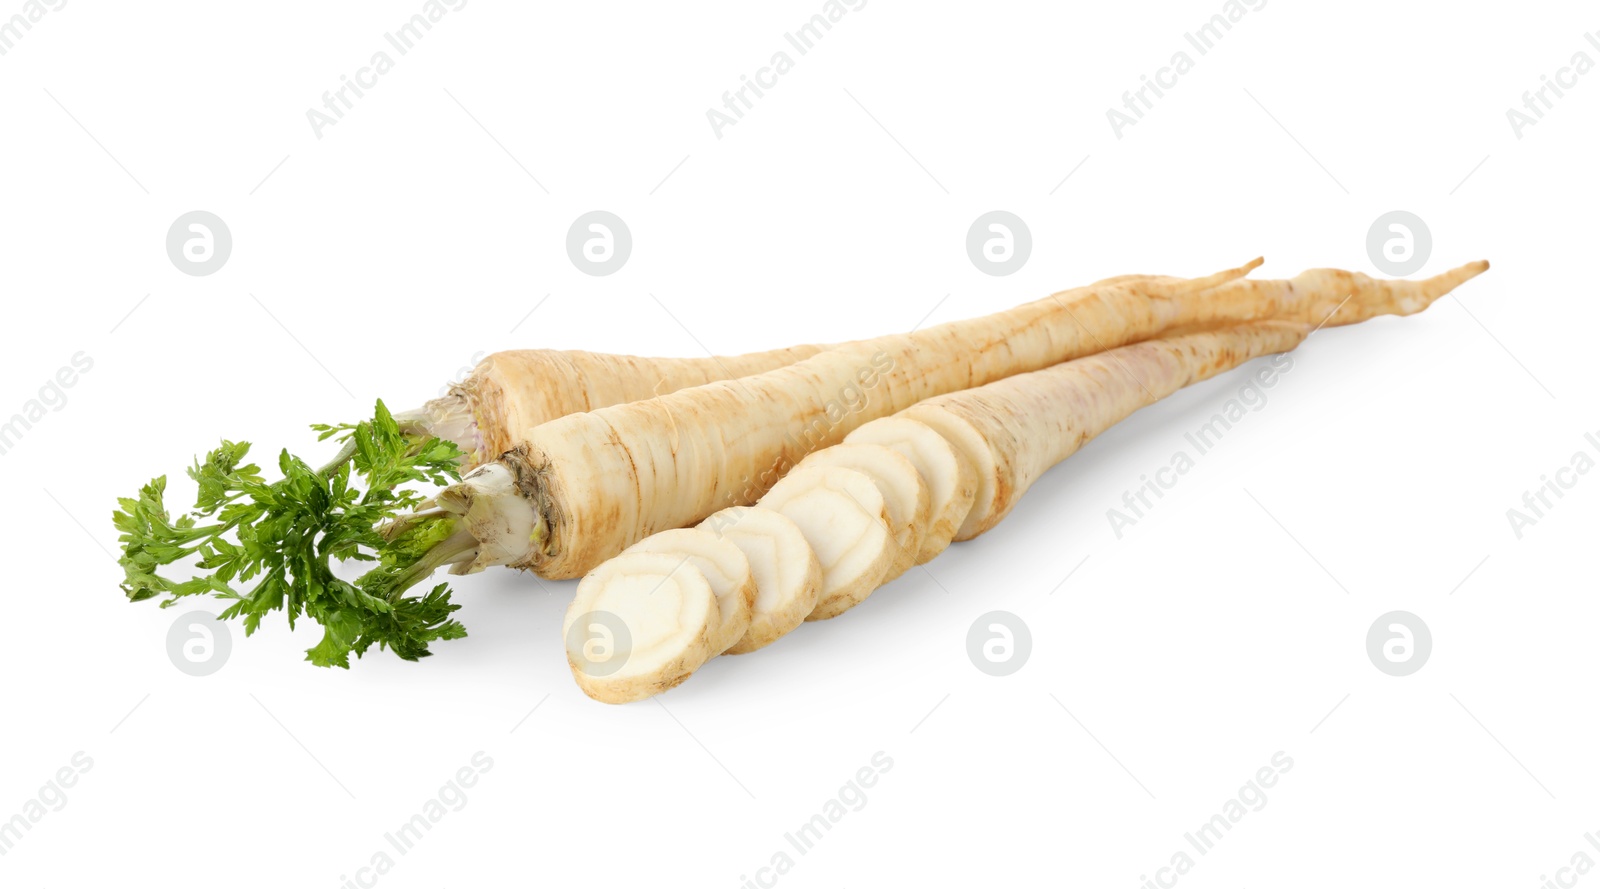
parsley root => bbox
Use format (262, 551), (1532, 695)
(567, 320), (1318, 699)
(401, 271), (1201, 466)
(415, 344), (840, 467)
(442, 261), (1486, 582)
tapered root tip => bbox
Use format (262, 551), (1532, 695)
(1224, 257), (1266, 280)
(1182, 257), (1267, 295)
(1423, 259), (1492, 298)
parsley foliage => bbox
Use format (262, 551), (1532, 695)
(114, 401), (469, 667)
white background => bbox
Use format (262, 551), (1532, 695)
(2, 1), (1595, 886)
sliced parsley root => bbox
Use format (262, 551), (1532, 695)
(113, 400), (472, 667)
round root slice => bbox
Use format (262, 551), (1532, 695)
(795, 443), (930, 582)
(624, 527), (756, 656)
(562, 552), (719, 704)
(700, 506), (822, 654)
(758, 465), (894, 621)
(845, 416), (977, 564)
(898, 406), (996, 541)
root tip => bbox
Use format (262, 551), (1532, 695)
(1450, 259), (1492, 285)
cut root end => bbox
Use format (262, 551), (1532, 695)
(623, 528), (756, 656)
(562, 552), (720, 704)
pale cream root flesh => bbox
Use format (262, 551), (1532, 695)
(795, 443), (930, 582)
(845, 416), (977, 562)
(887, 410), (995, 542)
(563, 552), (719, 704)
(700, 507), (822, 654)
(623, 528), (756, 655)
(757, 465), (894, 620)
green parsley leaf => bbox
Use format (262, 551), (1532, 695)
(114, 399), (469, 667)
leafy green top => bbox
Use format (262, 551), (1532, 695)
(114, 401), (469, 667)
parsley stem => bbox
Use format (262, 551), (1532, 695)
(315, 439), (359, 477)
(376, 524), (479, 601)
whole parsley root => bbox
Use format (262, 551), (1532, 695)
(419, 345), (839, 468)
(394, 275), (1188, 466)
